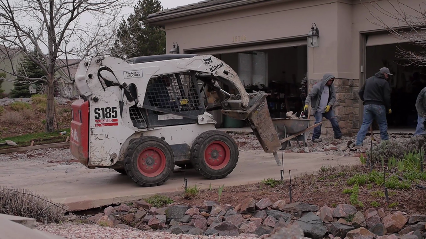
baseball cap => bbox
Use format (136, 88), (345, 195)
(379, 67), (393, 75)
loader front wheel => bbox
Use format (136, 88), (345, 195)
(124, 137), (174, 187)
(191, 131), (239, 179)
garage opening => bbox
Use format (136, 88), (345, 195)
(213, 45), (308, 127)
(366, 41), (426, 129)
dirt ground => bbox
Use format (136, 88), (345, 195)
(162, 164), (426, 215)
(1, 99), (425, 216)
(0, 99), (72, 138)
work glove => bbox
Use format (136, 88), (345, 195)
(325, 105), (331, 113)
(304, 105), (309, 111)
(388, 109), (392, 114)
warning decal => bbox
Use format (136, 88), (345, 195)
(95, 118), (118, 127)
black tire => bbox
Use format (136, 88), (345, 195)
(124, 136), (174, 187)
(113, 168), (127, 175)
(190, 130), (239, 179)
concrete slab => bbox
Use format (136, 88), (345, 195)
(0, 150), (359, 211)
(0, 214), (36, 228)
(0, 214), (64, 239)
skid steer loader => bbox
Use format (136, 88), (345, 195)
(70, 54), (281, 186)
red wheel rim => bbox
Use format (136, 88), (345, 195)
(204, 141), (230, 170)
(137, 147), (166, 177)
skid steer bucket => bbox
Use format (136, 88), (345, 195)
(222, 92), (281, 154)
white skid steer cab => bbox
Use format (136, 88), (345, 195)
(70, 54), (281, 187)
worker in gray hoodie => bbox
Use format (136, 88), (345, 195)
(355, 67), (392, 146)
(414, 87), (426, 136)
(304, 73), (342, 142)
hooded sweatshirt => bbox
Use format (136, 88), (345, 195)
(416, 87), (426, 117)
(358, 72), (391, 110)
(305, 74), (336, 114)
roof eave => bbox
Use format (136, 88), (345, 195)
(147, 0), (268, 25)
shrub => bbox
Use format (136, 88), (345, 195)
(184, 185), (199, 199)
(262, 178), (282, 188)
(368, 138), (426, 163)
(348, 184), (363, 207)
(0, 187), (66, 223)
(21, 109), (33, 119)
(0, 106), (3, 115)
(1, 111), (23, 124)
(145, 194), (173, 208)
(218, 184), (225, 202)
(31, 94), (47, 105)
(10, 101), (31, 111)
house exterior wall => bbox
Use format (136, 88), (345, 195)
(0, 51), (24, 94)
(156, 0), (424, 136)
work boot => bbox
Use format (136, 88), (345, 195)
(335, 135), (342, 139)
(312, 138), (322, 143)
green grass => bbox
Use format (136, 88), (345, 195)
(10, 101), (31, 111)
(184, 185), (199, 199)
(0, 128), (70, 147)
(261, 178), (282, 188)
(145, 194), (173, 208)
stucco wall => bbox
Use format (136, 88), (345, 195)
(159, 0), (424, 135)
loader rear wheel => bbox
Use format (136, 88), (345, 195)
(190, 131), (239, 179)
(124, 137), (174, 187)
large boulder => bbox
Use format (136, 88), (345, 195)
(319, 205), (334, 223)
(205, 221), (239, 236)
(408, 215), (426, 224)
(268, 223), (308, 239)
(332, 204), (357, 218)
(165, 205), (189, 221)
(383, 211), (408, 233)
(272, 200), (287, 211)
(346, 227), (375, 239)
(353, 211), (366, 228)
(328, 222), (355, 238)
(239, 222), (259, 234)
(237, 197), (256, 213)
(266, 209), (292, 222)
(294, 212), (327, 239)
(256, 198), (273, 210)
(225, 214), (244, 228)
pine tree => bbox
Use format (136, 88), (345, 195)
(111, 0), (166, 58)
(10, 53), (45, 98)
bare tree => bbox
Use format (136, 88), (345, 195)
(0, 0), (130, 132)
(363, 0), (426, 66)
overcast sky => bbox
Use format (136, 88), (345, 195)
(160, 0), (201, 9)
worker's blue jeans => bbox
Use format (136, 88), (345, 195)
(312, 110), (342, 140)
(414, 115), (425, 136)
(356, 104), (389, 146)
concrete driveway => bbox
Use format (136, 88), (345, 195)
(0, 150), (359, 211)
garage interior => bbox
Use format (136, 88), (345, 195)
(366, 42), (425, 130)
(212, 45), (308, 127)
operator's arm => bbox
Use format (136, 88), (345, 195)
(383, 81), (392, 111)
(416, 87), (426, 116)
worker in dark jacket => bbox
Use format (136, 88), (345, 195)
(304, 73), (342, 142)
(355, 67), (392, 146)
(414, 87), (426, 136)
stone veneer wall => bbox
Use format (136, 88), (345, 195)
(308, 78), (361, 137)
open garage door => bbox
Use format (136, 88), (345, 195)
(366, 35), (425, 129)
(192, 42), (307, 127)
